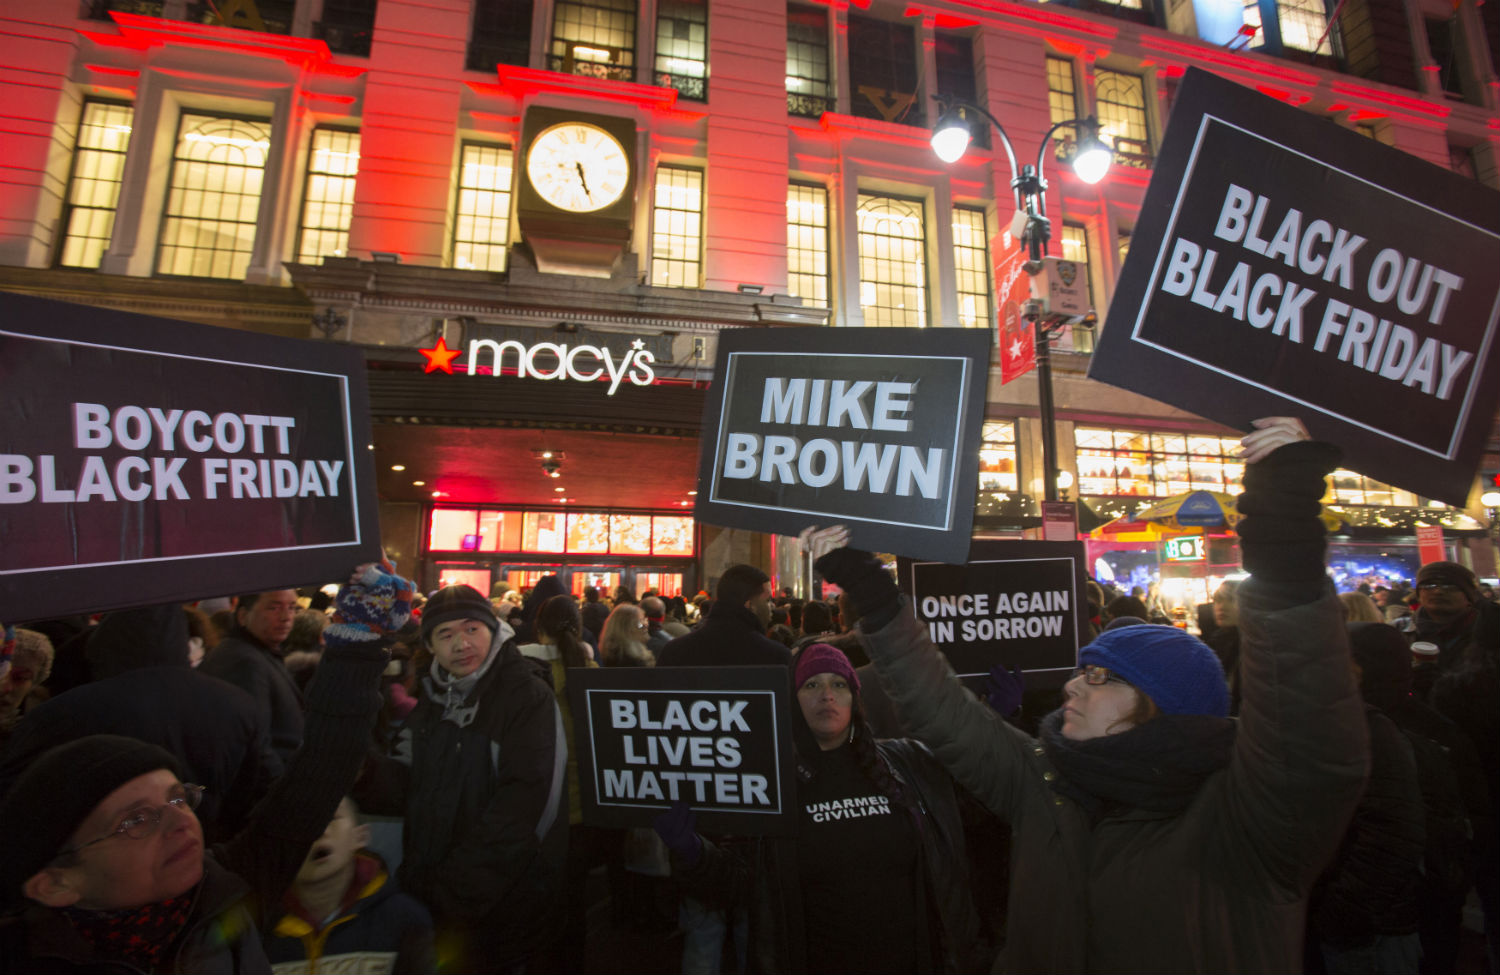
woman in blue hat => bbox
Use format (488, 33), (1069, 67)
(813, 418), (1370, 973)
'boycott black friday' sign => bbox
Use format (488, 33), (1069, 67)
(568, 666), (796, 834)
(0, 293), (379, 621)
(898, 541), (1090, 691)
(1090, 68), (1500, 505)
(696, 327), (990, 565)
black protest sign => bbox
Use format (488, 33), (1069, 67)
(0, 293), (379, 621)
(568, 666), (797, 835)
(898, 540), (1089, 690)
(1089, 68), (1500, 505)
(696, 327), (990, 564)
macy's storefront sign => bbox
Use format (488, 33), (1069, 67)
(421, 336), (656, 395)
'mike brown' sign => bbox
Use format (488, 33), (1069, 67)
(899, 541), (1090, 692)
(696, 327), (990, 564)
(1090, 68), (1500, 505)
(0, 293), (379, 621)
(568, 666), (797, 834)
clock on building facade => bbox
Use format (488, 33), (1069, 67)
(516, 107), (638, 276)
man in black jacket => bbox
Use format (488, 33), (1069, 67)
(658, 564), (790, 669)
(198, 589), (304, 776)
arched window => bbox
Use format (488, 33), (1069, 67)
(157, 114), (271, 279)
(857, 194), (926, 327)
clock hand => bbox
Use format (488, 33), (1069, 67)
(574, 162), (592, 199)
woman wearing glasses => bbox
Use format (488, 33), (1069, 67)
(814, 418), (1370, 973)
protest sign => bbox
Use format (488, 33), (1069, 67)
(568, 666), (797, 834)
(696, 327), (990, 564)
(1090, 67), (1500, 505)
(0, 293), (379, 621)
(898, 540), (1089, 690)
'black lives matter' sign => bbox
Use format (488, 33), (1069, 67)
(696, 328), (990, 564)
(899, 541), (1089, 691)
(1091, 68), (1500, 505)
(0, 293), (379, 621)
(568, 666), (796, 835)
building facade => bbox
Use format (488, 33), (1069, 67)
(2, 0), (1496, 604)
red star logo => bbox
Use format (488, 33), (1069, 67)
(420, 337), (462, 374)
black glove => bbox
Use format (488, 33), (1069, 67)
(984, 664), (1025, 717)
(652, 800), (701, 866)
(812, 547), (899, 623)
(1236, 440), (1341, 601)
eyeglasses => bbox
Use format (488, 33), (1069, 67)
(1071, 665), (1131, 687)
(57, 783), (205, 858)
(1418, 583), (1464, 594)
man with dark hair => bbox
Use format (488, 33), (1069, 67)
(199, 589), (303, 776)
(580, 586), (611, 642)
(1400, 561), (1500, 671)
(658, 565), (788, 669)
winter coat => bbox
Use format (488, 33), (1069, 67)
(658, 604), (791, 668)
(1309, 706), (1426, 942)
(857, 578), (1368, 973)
(263, 851), (435, 974)
(396, 624), (568, 970)
(0, 641), (389, 972)
(677, 738), (986, 974)
(199, 626), (305, 777)
(518, 642), (597, 826)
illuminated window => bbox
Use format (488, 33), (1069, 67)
(430, 509), (480, 550)
(858, 194), (926, 327)
(1242, 0), (1334, 54)
(468, 0), (533, 72)
(436, 565), (493, 591)
(1047, 57), (1079, 162)
(453, 143), (513, 272)
(550, 0), (636, 82)
(1093, 69), (1151, 168)
(429, 507), (698, 556)
(637, 572), (684, 596)
(296, 128), (359, 264)
(156, 113), (271, 280)
(1328, 471), (1419, 506)
(524, 511), (567, 552)
(650, 166), (703, 288)
(652, 516), (694, 555)
(847, 14), (922, 127)
(952, 207), (991, 329)
(655, 0), (706, 101)
(976, 421), (1019, 515)
(787, 183), (829, 309)
(567, 512), (612, 553)
(1074, 427), (1245, 498)
(786, 4), (831, 117)
(57, 101), (134, 269)
(610, 514), (654, 554)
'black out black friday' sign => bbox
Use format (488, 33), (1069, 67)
(1089, 68), (1500, 505)
(898, 540), (1089, 692)
(0, 293), (380, 622)
(568, 666), (797, 835)
(696, 327), (991, 565)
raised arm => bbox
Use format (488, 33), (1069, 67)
(1222, 418), (1370, 890)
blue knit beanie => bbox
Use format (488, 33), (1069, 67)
(1079, 624), (1229, 718)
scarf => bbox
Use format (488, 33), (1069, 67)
(1039, 709), (1235, 822)
(63, 883), (198, 972)
(422, 621), (512, 727)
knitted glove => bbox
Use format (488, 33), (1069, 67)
(324, 558), (416, 648)
(652, 800), (702, 867)
(984, 664), (1025, 717)
(812, 548), (899, 624)
(1236, 439), (1341, 604)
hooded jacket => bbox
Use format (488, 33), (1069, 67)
(396, 621), (568, 970)
(0, 605), (273, 842)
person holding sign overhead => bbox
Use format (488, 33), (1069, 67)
(813, 418), (1369, 973)
(655, 642), (987, 974)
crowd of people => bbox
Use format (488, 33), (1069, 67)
(0, 417), (1496, 974)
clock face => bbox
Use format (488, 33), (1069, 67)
(525, 122), (631, 213)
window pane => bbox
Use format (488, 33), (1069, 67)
(156, 114), (270, 280)
(429, 509), (479, 550)
(787, 183), (829, 309)
(59, 101), (134, 269)
(610, 514), (653, 554)
(453, 143), (513, 272)
(297, 128), (360, 264)
(477, 510), (524, 551)
(977, 420), (1019, 516)
(524, 511), (566, 552)
(550, 0), (637, 81)
(650, 166), (703, 288)
(786, 3), (831, 116)
(468, 0), (534, 71)
(847, 13), (922, 127)
(654, 0), (706, 100)
(1094, 69), (1151, 168)
(857, 193), (926, 326)
(651, 516), (694, 555)
(952, 207), (990, 328)
(435, 565), (492, 592)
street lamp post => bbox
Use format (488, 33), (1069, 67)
(930, 100), (1112, 503)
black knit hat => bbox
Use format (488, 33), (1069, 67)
(1416, 561), (1479, 602)
(0, 735), (182, 906)
(420, 584), (501, 644)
